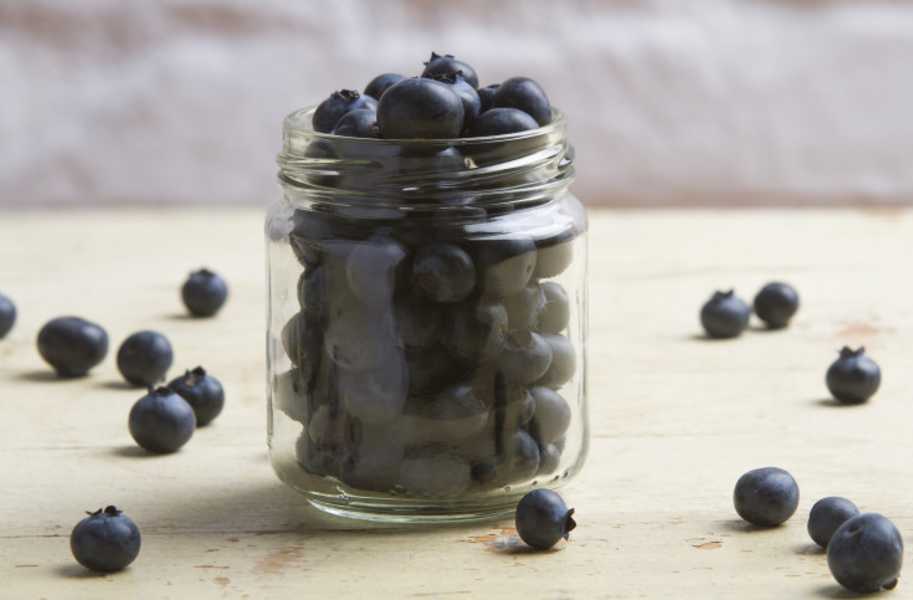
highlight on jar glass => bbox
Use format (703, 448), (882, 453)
(265, 72), (588, 524)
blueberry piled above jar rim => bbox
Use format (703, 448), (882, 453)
(311, 52), (553, 140)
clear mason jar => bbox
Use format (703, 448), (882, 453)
(266, 106), (588, 523)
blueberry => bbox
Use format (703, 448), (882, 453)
(496, 384), (535, 428)
(406, 383), (489, 443)
(167, 366), (224, 427)
(529, 386), (571, 444)
(0, 292), (15, 339)
(468, 108), (539, 137)
(498, 331), (553, 384)
(313, 90), (375, 133)
(445, 301), (509, 362)
(826, 346), (881, 404)
(421, 52), (479, 89)
(538, 282), (570, 334)
(324, 312), (401, 371)
(364, 73), (405, 100)
(377, 77), (465, 139)
(477, 84), (500, 113)
(411, 243), (476, 303)
(503, 283), (546, 330)
(515, 489), (576, 550)
(281, 313), (323, 384)
(493, 77), (552, 126)
(117, 331), (174, 387)
(428, 73), (481, 129)
(394, 295), (442, 348)
(37, 316), (109, 377)
(473, 237), (537, 297)
(733, 467), (799, 527)
(289, 210), (341, 267)
(828, 513), (904, 593)
(332, 108), (379, 138)
(128, 387), (196, 453)
(70, 506), (141, 573)
(298, 265), (328, 321)
(399, 446), (471, 497)
(181, 268), (228, 317)
(534, 235), (575, 279)
(808, 497), (860, 548)
(753, 282), (799, 329)
(273, 369), (308, 424)
(535, 334), (576, 389)
(538, 439), (564, 475)
(339, 353), (409, 425)
(500, 429), (541, 484)
(345, 236), (407, 305)
(700, 290), (750, 339)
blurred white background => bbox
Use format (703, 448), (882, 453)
(2, 0), (912, 208)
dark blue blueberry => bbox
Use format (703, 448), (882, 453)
(826, 346), (881, 404)
(421, 52), (479, 89)
(753, 282), (799, 329)
(515, 489), (576, 550)
(529, 386), (571, 445)
(128, 387), (196, 454)
(345, 236), (407, 306)
(364, 73), (405, 100)
(429, 72), (481, 129)
(733, 467), (799, 527)
(700, 290), (750, 339)
(808, 496), (860, 548)
(181, 268), (228, 317)
(394, 295), (442, 349)
(535, 334), (576, 389)
(332, 108), (380, 138)
(377, 77), (465, 139)
(503, 283), (546, 331)
(445, 301), (509, 362)
(412, 243), (476, 303)
(0, 292), (15, 339)
(493, 77), (552, 126)
(37, 316), (109, 377)
(116, 331), (174, 387)
(828, 513), (903, 593)
(538, 281), (570, 334)
(167, 366), (224, 427)
(477, 84), (500, 113)
(468, 108), (539, 137)
(498, 331), (553, 384)
(399, 445), (471, 497)
(473, 237), (537, 297)
(312, 90), (375, 133)
(70, 506), (141, 573)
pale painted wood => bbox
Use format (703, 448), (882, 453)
(1, 208), (911, 598)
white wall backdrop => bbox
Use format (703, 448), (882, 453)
(2, 0), (912, 207)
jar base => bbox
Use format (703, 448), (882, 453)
(303, 491), (520, 525)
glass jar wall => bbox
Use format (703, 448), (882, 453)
(266, 107), (588, 523)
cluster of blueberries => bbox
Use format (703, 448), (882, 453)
(734, 467), (904, 593)
(699, 283), (883, 405)
(278, 206), (578, 497)
(0, 269), (230, 573)
(312, 52), (552, 139)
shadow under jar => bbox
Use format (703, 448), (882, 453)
(266, 106), (589, 524)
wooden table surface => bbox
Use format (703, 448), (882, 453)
(2, 208), (911, 599)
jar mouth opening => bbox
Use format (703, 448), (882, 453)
(284, 105), (567, 146)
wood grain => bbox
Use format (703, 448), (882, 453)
(1, 208), (911, 598)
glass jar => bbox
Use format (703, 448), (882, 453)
(266, 106), (588, 523)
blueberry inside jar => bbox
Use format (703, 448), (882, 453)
(267, 70), (588, 523)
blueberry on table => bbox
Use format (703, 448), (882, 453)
(700, 290), (750, 339)
(364, 73), (405, 100)
(808, 496), (860, 548)
(377, 77), (465, 139)
(411, 243), (476, 303)
(117, 330), (174, 387)
(538, 281), (570, 334)
(473, 236), (538, 298)
(313, 89), (375, 133)
(429, 72), (481, 129)
(826, 346), (881, 404)
(515, 489), (576, 550)
(167, 366), (224, 427)
(468, 108), (539, 137)
(181, 268), (228, 317)
(421, 51), (480, 89)
(332, 108), (380, 138)
(70, 506), (141, 573)
(494, 77), (553, 126)
(535, 334), (576, 389)
(37, 316), (109, 377)
(128, 387), (196, 454)
(529, 386), (571, 445)
(828, 513), (904, 593)
(477, 84), (500, 113)
(498, 331), (553, 384)
(733, 467), (799, 527)
(753, 282), (799, 329)
(0, 292), (15, 339)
